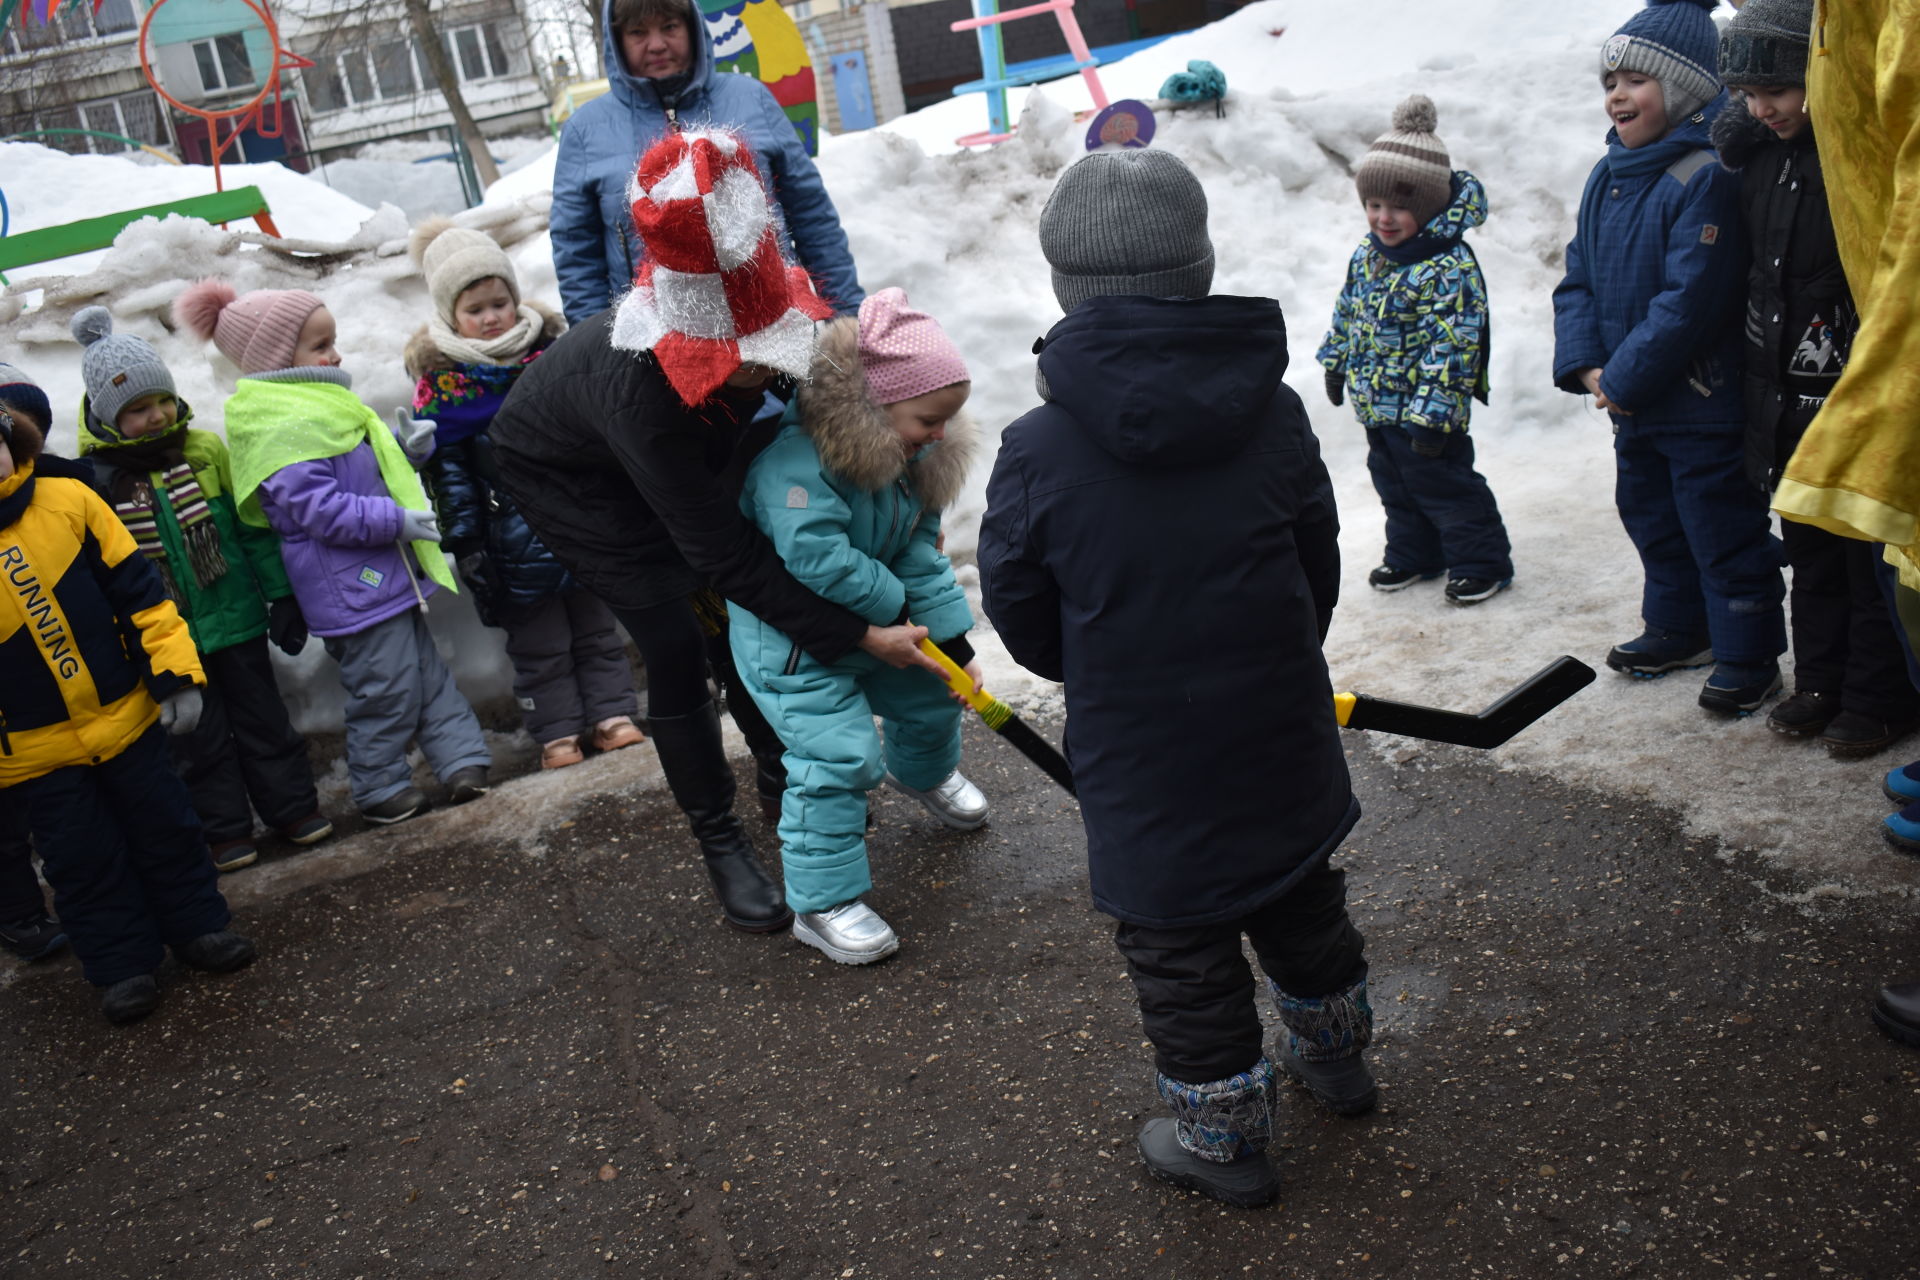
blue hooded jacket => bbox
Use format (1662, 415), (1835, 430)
(549, 0), (864, 324)
(1552, 95), (1746, 426)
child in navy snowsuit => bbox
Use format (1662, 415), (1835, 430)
(730, 289), (988, 966)
(981, 151), (1371, 1210)
(1553, 0), (1786, 715)
(0, 364), (254, 1024)
(403, 219), (645, 771)
(1713, 0), (1919, 757)
(1320, 94), (1513, 604)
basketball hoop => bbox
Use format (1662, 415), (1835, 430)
(138, 0), (312, 194)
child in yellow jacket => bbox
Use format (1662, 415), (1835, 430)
(0, 364), (254, 1024)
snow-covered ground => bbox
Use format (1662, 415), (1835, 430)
(1, 0), (1914, 907)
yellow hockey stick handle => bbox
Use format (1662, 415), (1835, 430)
(1333, 691), (1356, 727)
(918, 638), (996, 715)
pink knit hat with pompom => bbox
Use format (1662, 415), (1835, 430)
(858, 288), (969, 406)
(174, 279), (327, 374)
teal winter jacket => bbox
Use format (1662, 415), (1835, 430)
(1318, 170), (1492, 435)
(729, 317), (976, 678)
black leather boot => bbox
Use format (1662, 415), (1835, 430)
(1874, 980), (1920, 1048)
(648, 702), (792, 933)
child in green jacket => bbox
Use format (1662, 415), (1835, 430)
(71, 308), (330, 872)
(729, 288), (988, 966)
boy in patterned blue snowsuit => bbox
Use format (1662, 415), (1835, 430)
(1320, 95), (1513, 606)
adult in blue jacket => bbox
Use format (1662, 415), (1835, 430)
(550, 0), (863, 324)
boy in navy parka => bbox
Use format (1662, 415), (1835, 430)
(981, 151), (1371, 1210)
(1553, 0), (1786, 715)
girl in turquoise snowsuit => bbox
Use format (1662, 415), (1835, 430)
(729, 289), (987, 966)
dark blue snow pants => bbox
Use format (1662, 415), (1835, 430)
(1364, 426), (1513, 582)
(13, 725), (229, 986)
(1613, 421), (1786, 665)
(0, 799), (43, 924)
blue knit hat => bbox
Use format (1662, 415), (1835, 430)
(1602, 0), (1723, 125)
(0, 363), (51, 430)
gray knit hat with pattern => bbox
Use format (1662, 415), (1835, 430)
(1039, 150), (1214, 312)
(1718, 0), (1812, 87)
(70, 306), (175, 430)
(1355, 95), (1453, 225)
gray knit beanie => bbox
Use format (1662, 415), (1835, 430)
(1039, 150), (1214, 312)
(1719, 0), (1812, 87)
(1355, 95), (1453, 225)
(70, 306), (175, 430)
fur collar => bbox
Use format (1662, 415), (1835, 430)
(405, 302), (564, 380)
(796, 316), (977, 510)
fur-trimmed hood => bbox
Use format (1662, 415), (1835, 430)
(404, 302), (566, 380)
(795, 316), (976, 510)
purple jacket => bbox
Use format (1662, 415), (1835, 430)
(257, 441), (437, 638)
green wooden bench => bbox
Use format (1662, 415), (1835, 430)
(0, 185), (281, 275)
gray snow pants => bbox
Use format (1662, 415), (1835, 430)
(500, 588), (639, 743)
(323, 608), (490, 809)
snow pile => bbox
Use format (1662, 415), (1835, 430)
(1, 0), (1915, 902)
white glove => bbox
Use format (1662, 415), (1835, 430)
(158, 687), (203, 737)
(391, 407), (437, 466)
(399, 508), (442, 544)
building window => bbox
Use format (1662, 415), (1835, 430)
(447, 21), (513, 82)
(192, 33), (256, 94)
(372, 38), (418, 98)
(16, 92), (167, 154)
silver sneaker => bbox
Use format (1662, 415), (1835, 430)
(887, 769), (989, 830)
(792, 900), (899, 965)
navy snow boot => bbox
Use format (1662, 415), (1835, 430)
(1698, 662), (1781, 717)
(1606, 629), (1713, 677)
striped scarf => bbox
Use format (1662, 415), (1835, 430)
(100, 429), (229, 604)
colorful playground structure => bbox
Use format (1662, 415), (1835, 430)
(948, 0), (1157, 151)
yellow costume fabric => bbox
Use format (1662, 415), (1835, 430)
(1773, 0), (1920, 586)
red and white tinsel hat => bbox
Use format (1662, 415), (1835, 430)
(612, 128), (834, 406)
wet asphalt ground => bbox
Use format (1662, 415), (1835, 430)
(2, 716), (1916, 1280)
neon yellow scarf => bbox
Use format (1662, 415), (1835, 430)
(223, 377), (456, 593)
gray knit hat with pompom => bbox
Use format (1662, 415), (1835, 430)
(1355, 95), (1453, 225)
(70, 305), (174, 431)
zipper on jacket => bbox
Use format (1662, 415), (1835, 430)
(783, 642), (802, 676)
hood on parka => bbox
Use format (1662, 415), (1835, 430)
(1034, 294), (1291, 469)
(1711, 97), (1813, 171)
(602, 0), (716, 112)
(794, 316), (977, 509)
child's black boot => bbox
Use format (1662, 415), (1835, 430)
(1272, 975), (1377, 1116)
(101, 974), (159, 1024)
(176, 930), (257, 973)
(1140, 1060), (1279, 1207)
(1606, 629), (1713, 676)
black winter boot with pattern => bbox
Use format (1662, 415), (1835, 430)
(1138, 1058), (1279, 1207)
(1272, 975), (1377, 1115)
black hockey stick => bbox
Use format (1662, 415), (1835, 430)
(1334, 656), (1597, 749)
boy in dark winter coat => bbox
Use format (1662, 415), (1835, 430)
(1320, 94), (1513, 605)
(0, 364), (254, 1023)
(70, 308), (330, 872)
(404, 220), (644, 770)
(1713, 0), (1919, 757)
(980, 151), (1371, 1210)
(1553, 0), (1787, 716)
